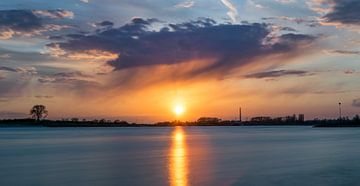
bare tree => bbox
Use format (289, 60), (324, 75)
(30, 105), (48, 121)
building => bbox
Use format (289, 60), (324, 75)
(284, 114), (297, 122)
(298, 114), (305, 122)
(251, 116), (272, 122)
(197, 117), (221, 124)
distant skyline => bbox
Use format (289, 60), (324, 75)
(0, 0), (360, 122)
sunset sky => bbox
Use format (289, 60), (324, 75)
(0, 0), (360, 122)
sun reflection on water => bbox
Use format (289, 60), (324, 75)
(169, 127), (188, 186)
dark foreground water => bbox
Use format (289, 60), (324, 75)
(1, 126), (360, 186)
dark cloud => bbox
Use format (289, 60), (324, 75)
(262, 17), (320, 27)
(94, 21), (114, 27)
(245, 70), (311, 79)
(0, 10), (42, 32)
(329, 50), (360, 55)
(50, 18), (317, 79)
(353, 98), (360, 107)
(0, 66), (17, 72)
(0, 66), (37, 75)
(38, 71), (91, 81)
(0, 9), (71, 39)
(48, 35), (64, 40)
(38, 71), (98, 87)
(52, 71), (92, 78)
(344, 69), (356, 74)
(283, 88), (351, 95)
(38, 78), (98, 87)
(324, 0), (360, 25)
(281, 26), (297, 32)
(277, 33), (316, 44)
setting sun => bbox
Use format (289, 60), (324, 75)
(174, 105), (185, 116)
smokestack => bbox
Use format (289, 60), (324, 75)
(339, 102), (342, 120)
(239, 107), (242, 122)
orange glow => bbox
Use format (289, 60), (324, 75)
(169, 127), (188, 186)
(33, 67), (335, 121)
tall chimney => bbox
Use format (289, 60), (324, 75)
(239, 107), (242, 122)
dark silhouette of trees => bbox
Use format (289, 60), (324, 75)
(71, 118), (79, 122)
(30, 105), (48, 121)
(353, 115), (360, 122)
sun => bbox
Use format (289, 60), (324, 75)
(173, 104), (185, 116)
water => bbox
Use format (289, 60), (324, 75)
(1, 126), (360, 186)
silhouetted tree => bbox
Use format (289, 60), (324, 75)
(71, 118), (79, 122)
(353, 115), (360, 122)
(30, 105), (48, 121)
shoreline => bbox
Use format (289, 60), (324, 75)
(1, 123), (359, 128)
(1, 119), (359, 128)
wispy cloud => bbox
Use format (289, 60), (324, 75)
(327, 50), (360, 55)
(175, 1), (195, 8)
(353, 98), (360, 107)
(306, 0), (333, 14)
(245, 70), (311, 79)
(37, 71), (99, 87)
(248, 0), (265, 9)
(276, 0), (296, 4)
(0, 66), (37, 75)
(262, 16), (320, 27)
(220, 0), (238, 23)
(32, 9), (74, 19)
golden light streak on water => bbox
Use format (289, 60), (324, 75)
(169, 127), (188, 186)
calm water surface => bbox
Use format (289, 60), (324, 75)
(1, 126), (360, 186)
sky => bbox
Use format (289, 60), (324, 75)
(0, 0), (360, 122)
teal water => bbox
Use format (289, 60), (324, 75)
(1, 126), (360, 186)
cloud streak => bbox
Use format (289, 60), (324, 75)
(262, 16), (320, 27)
(327, 50), (360, 55)
(0, 66), (37, 75)
(220, 0), (238, 23)
(175, 1), (195, 8)
(37, 71), (99, 87)
(32, 9), (74, 19)
(276, 0), (296, 4)
(245, 70), (311, 79)
(353, 98), (360, 107)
